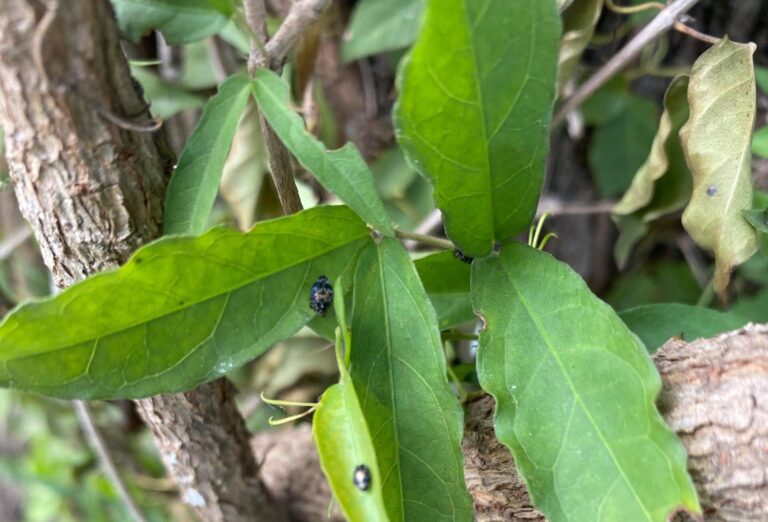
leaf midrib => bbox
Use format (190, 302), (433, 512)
(0, 230), (368, 361)
(499, 259), (653, 521)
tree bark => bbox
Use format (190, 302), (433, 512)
(0, 1), (286, 520)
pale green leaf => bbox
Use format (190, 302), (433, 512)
(619, 303), (746, 353)
(589, 95), (658, 197)
(164, 74), (251, 235)
(680, 39), (757, 298)
(130, 67), (204, 119)
(341, 0), (423, 62)
(558, 0), (603, 93)
(472, 244), (700, 521)
(220, 100), (267, 230)
(252, 69), (393, 235)
(395, 0), (561, 257)
(350, 238), (472, 521)
(614, 76), (690, 216)
(111, 0), (232, 44)
(414, 251), (473, 329)
(314, 372), (389, 522)
(0, 206), (370, 399)
(752, 127), (768, 158)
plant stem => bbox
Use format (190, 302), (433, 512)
(394, 229), (454, 250)
(553, 0), (700, 126)
(74, 400), (147, 522)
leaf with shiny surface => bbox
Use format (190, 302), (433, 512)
(164, 74), (251, 235)
(680, 39), (757, 298)
(472, 244), (699, 521)
(350, 238), (472, 521)
(0, 206), (370, 399)
(112, 0), (232, 44)
(395, 0), (561, 257)
(252, 69), (393, 235)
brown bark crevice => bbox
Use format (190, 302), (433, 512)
(0, 2), (286, 520)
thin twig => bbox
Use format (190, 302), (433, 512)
(536, 196), (617, 217)
(553, 0), (700, 127)
(243, 0), (270, 74)
(261, 117), (304, 214)
(0, 226), (32, 260)
(74, 400), (147, 522)
(393, 229), (454, 250)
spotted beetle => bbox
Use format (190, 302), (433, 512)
(309, 275), (334, 316)
(353, 464), (371, 491)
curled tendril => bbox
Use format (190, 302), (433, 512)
(259, 391), (318, 426)
(528, 212), (558, 251)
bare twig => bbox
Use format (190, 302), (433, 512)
(243, 0), (270, 74)
(263, 0), (329, 70)
(0, 226), (32, 260)
(261, 117), (304, 214)
(553, 0), (700, 126)
(74, 400), (147, 522)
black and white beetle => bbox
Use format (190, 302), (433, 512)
(309, 275), (334, 316)
(353, 464), (371, 491)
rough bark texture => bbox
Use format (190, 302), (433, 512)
(655, 324), (768, 521)
(0, 2), (286, 520)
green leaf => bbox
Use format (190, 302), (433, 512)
(605, 261), (700, 311)
(395, 0), (561, 257)
(732, 288), (768, 323)
(111, 0), (232, 44)
(614, 76), (690, 216)
(743, 208), (768, 234)
(612, 77), (692, 264)
(252, 69), (393, 235)
(0, 206), (370, 399)
(472, 244), (700, 521)
(756, 65), (768, 94)
(350, 238), (472, 521)
(557, 0), (603, 92)
(220, 100), (268, 230)
(619, 303), (746, 353)
(130, 66), (205, 119)
(163, 74), (251, 235)
(414, 251), (473, 329)
(314, 373), (389, 521)
(589, 95), (658, 197)
(341, 0), (423, 62)
(680, 38), (757, 298)
(752, 126), (768, 158)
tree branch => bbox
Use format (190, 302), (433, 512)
(553, 0), (700, 127)
(0, 2), (287, 520)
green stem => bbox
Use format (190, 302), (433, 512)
(394, 229), (454, 250)
(696, 278), (715, 308)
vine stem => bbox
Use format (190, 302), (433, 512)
(73, 400), (147, 522)
(553, 0), (700, 127)
(393, 229), (454, 250)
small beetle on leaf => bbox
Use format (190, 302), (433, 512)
(309, 275), (334, 316)
(353, 464), (371, 491)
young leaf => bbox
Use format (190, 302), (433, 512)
(314, 325), (388, 522)
(680, 39), (757, 298)
(314, 376), (389, 522)
(341, 0), (423, 62)
(557, 0), (603, 93)
(414, 251), (473, 329)
(350, 238), (473, 521)
(112, 0), (232, 45)
(0, 206), (370, 399)
(472, 244), (700, 521)
(163, 74), (251, 235)
(130, 66), (205, 119)
(619, 303), (746, 353)
(251, 69), (393, 235)
(395, 0), (561, 257)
